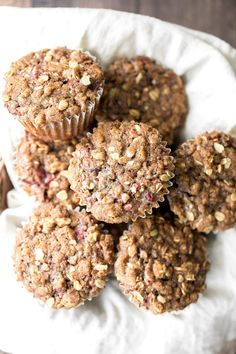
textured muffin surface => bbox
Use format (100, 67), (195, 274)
(168, 131), (236, 233)
(3, 47), (104, 125)
(14, 132), (80, 206)
(14, 203), (115, 309)
(96, 56), (187, 145)
(68, 121), (175, 223)
(115, 214), (210, 314)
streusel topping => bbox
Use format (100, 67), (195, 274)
(14, 132), (80, 207)
(68, 121), (175, 223)
(115, 214), (209, 314)
(168, 131), (236, 233)
(4, 47), (104, 125)
(14, 203), (115, 309)
(96, 56), (187, 145)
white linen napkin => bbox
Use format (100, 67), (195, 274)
(0, 7), (235, 354)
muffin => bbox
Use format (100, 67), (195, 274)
(14, 132), (80, 207)
(13, 202), (115, 309)
(3, 47), (104, 141)
(115, 214), (210, 314)
(68, 121), (175, 223)
(96, 56), (187, 145)
(168, 131), (236, 233)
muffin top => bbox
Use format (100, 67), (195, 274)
(115, 214), (209, 314)
(3, 47), (104, 125)
(14, 132), (80, 207)
(68, 121), (175, 223)
(168, 131), (236, 233)
(14, 202), (115, 309)
(96, 56), (187, 145)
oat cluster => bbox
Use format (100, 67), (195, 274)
(96, 56), (187, 145)
(14, 203), (114, 309)
(5, 48), (236, 313)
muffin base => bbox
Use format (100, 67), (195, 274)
(20, 88), (103, 141)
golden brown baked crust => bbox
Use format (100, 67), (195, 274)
(14, 203), (115, 309)
(14, 132), (80, 207)
(115, 214), (209, 314)
(168, 131), (236, 233)
(3, 47), (104, 138)
(68, 121), (175, 223)
(96, 56), (187, 145)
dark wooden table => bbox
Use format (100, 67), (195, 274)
(0, 1), (236, 354)
(1, 0), (236, 47)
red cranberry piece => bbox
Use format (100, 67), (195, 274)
(145, 192), (154, 202)
(37, 166), (55, 187)
(30, 67), (39, 81)
(131, 183), (140, 193)
(124, 203), (132, 211)
(75, 224), (87, 242)
(44, 174), (55, 187)
(37, 166), (46, 180)
(22, 178), (33, 186)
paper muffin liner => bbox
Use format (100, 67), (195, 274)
(76, 179), (174, 224)
(19, 87), (103, 141)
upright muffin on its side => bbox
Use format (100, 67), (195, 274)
(168, 131), (236, 233)
(115, 214), (210, 314)
(13, 202), (115, 309)
(14, 132), (80, 207)
(96, 56), (187, 145)
(3, 47), (104, 141)
(68, 121), (175, 223)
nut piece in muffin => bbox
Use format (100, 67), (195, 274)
(3, 47), (104, 140)
(115, 214), (210, 314)
(96, 56), (187, 145)
(68, 121), (175, 223)
(168, 131), (236, 233)
(14, 132), (80, 207)
(13, 203), (115, 309)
